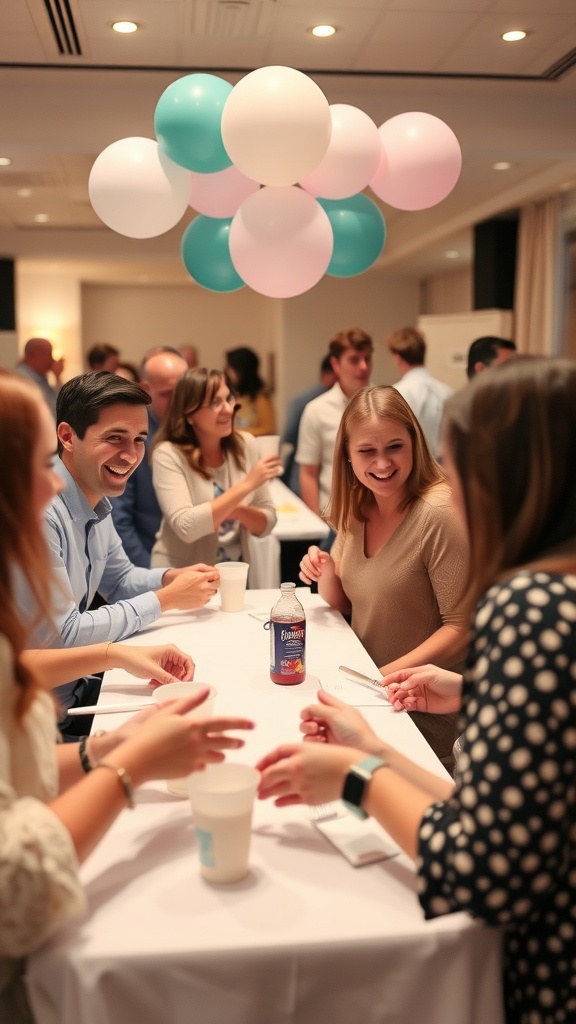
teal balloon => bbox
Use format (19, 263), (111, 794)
(181, 216), (245, 293)
(318, 194), (386, 277)
(155, 74), (233, 173)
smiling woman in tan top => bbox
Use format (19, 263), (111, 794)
(299, 385), (468, 767)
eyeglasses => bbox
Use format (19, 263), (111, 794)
(202, 395), (236, 412)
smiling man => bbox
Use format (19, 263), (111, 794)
(18, 372), (219, 736)
(296, 327), (373, 518)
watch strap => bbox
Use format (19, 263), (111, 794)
(342, 755), (388, 819)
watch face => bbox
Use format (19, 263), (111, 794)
(342, 766), (366, 810)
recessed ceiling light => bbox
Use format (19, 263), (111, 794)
(493, 161), (512, 171)
(502, 30), (527, 42)
(17, 188), (31, 198)
(0, 156), (12, 167)
(311, 25), (337, 38)
(34, 213), (49, 223)
(444, 250), (459, 259)
(111, 21), (139, 34)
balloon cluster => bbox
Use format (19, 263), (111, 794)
(88, 67), (462, 298)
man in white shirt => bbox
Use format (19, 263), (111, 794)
(296, 328), (373, 517)
(387, 326), (452, 459)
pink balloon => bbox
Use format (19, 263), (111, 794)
(370, 112), (462, 211)
(229, 187), (333, 298)
(188, 164), (260, 218)
(299, 104), (381, 200)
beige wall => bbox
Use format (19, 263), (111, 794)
(81, 270), (420, 429)
(421, 268), (473, 315)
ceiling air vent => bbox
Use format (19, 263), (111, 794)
(42, 0), (82, 56)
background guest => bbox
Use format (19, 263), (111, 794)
(180, 344), (199, 369)
(386, 326), (452, 459)
(16, 336), (64, 415)
(296, 327), (373, 519)
(466, 335), (517, 378)
(111, 346), (188, 567)
(115, 361), (140, 383)
(86, 343), (120, 373)
(299, 385), (467, 767)
(151, 368), (278, 570)
(225, 346), (276, 436)
(281, 353), (336, 495)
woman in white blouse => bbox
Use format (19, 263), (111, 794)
(150, 368), (279, 570)
(0, 372), (253, 1023)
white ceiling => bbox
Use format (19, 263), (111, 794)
(1, 0), (576, 286)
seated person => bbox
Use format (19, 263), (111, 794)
(151, 368), (278, 569)
(0, 370), (253, 1024)
(15, 372), (220, 736)
(299, 385), (468, 767)
(258, 355), (576, 1024)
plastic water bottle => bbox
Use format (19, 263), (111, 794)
(269, 583), (306, 685)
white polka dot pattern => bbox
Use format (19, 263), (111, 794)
(417, 571), (576, 1024)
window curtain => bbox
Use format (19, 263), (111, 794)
(514, 196), (560, 354)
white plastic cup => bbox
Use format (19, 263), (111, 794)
(256, 434), (283, 475)
(154, 681), (217, 796)
(218, 560), (249, 612)
(255, 434), (280, 458)
(187, 762), (260, 883)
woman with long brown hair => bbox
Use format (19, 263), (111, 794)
(299, 385), (468, 766)
(150, 368), (278, 570)
(259, 357), (576, 1024)
(0, 373), (253, 1023)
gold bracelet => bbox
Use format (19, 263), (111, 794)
(104, 641), (114, 672)
(93, 761), (135, 809)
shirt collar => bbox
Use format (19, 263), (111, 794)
(53, 458), (112, 523)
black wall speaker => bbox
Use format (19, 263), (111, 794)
(0, 258), (16, 331)
(473, 218), (519, 311)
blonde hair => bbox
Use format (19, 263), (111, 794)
(444, 355), (576, 615)
(327, 385), (445, 532)
(153, 368), (246, 479)
(0, 372), (54, 719)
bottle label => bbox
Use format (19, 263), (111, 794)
(270, 618), (306, 684)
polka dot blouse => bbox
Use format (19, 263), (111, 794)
(416, 571), (576, 1024)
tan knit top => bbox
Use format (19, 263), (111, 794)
(332, 483), (468, 671)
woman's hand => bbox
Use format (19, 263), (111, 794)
(116, 692), (255, 783)
(383, 664), (463, 714)
(111, 643), (195, 687)
(245, 455), (281, 490)
(299, 545), (332, 585)
(300, 690), (385, 755)
(256, 742), (363, 807)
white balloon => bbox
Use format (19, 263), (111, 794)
(300, 105), (381, 200)
(221, 66), (332, 187)
(89, 137), (191, 238)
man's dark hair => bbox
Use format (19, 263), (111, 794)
(466, 336), (517, 379)
(320, 354), (333, 375)
(86, 343), (120, 370)
(56, 372), (151, 451)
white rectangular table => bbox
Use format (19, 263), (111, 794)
(27, 590), (503, 1024)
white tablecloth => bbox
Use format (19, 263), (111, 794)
(27, 590), (504, 1024)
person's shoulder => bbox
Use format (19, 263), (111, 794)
(238, 429), (257, 451)
(419, 482), (453, 510)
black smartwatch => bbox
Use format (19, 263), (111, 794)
(342, 755), (388, 819)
